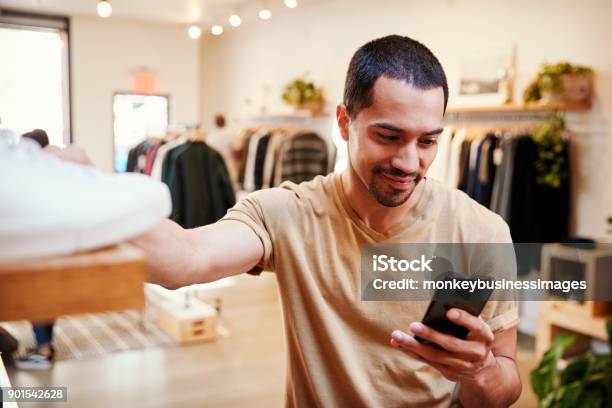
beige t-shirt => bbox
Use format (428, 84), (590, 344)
(220, 172), (519, 408)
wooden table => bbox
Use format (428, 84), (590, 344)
(0, 244), (146, 323)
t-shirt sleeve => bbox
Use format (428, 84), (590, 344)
(218, 188), (288, 275)
(480, 214), (520, 332)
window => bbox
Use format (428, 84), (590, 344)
(0, 10), (71, 146)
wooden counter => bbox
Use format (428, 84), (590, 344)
(0, 244), (146, 323)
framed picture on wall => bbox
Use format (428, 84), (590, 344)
(451, 44), (516, 107)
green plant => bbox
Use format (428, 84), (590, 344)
(532, 112), (569, 188)
(523, 62), (593, 104)
(282, 78), (324, 108)
(531, 321), (612, 408)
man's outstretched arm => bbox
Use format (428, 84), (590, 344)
(131, 218), (264, 289)
(42, 144), (263, 290)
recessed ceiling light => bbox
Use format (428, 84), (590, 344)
(258, 8), (272, 20)
(188, 25), (201, 39)
(96, 0), (112, 18)
(211, 25), (224, 36)
(284, 0), (298, 8)
(229, 14), (242, 27)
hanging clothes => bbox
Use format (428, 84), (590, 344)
(242, 129), (270, 192)
(253, 133), (272, 191)
(236, 128), (258, 189)
(443, 124), (570, 252)
(508, 135), (570, 243)
(472, 132), (499, 207)
(447, 128), (467, 188)
(161, 141), (235, 228)
(273, 131), (329, 186)
(151, 137), (187, 180)
(238, 126), (332, 191)
(261, 129), (289, 189)
(490, 136), (518, 222)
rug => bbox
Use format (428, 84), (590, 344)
(0, 310), (175, 361)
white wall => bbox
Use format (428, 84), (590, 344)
(200, 0), (612, 238)
(71, 16), (200, 171)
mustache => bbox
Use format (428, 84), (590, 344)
(373, 166), (421, 179)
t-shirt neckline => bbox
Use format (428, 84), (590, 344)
(333, 172), (433, 242)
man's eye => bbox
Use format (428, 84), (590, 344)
(419, 138), (437, 146)
(378, 133), (400, 142)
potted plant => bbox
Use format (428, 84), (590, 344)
(532, 112), (569, 188)
(523, 62), (593, 106)
(531, 321), (612, 407)
(282, 78), (325, 115)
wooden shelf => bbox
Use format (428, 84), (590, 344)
(446, 102), (591, 114)
(536, 301), (611, 358)
(0, 244), (146, 322)
(236, 111), (330, 123)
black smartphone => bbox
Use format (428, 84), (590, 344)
(415, 273), (494, 350)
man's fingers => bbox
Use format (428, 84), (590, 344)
(390, 330), (471, 370)
(407, 322), (485, 362)
(447, 308), (494, 345)
(408, 322), (466, 353)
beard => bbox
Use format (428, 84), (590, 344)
(368, 165), (422, 207)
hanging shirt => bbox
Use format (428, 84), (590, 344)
(243, 130), (271, 192)
(447, 128), (467, 188)
(206, 129), (242, 183)
(273, 132), (329, 186)
(220, 172), (518, 407)
(163, 141), (235, 228)
(151, 138), (187, 180)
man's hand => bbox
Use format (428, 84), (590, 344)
(390, 308), (497, 382)
(390, 308), (521, 407)
(44, 144), (93, 166)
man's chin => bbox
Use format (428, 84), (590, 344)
(369, 184), (413, 207)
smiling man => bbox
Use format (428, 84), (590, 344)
(131, 35), (522, 407)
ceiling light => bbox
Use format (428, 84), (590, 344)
(211, 25), (224, 36)
(96, 0), (112, 18)
(284, 0), (298, 8)
(229, 14), (242, 27)
(258, 8), (272, 20)
(188, 25), (201, 39)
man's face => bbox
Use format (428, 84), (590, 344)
(338, 76), (445, 207)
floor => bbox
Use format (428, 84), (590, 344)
(7, 273), (540, 407)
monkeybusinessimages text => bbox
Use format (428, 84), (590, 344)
(370, 255), (587, 293)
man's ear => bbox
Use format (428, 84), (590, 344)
(336, 104), (350, 142)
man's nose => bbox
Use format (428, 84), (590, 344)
(390, 142), (420, 175)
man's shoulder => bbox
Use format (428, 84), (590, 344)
(244, 173), (336, 211)
(427, 178), (510, 241)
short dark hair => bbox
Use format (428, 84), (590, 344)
(343, 35), (448, 119)
(22, 129), (49, 148)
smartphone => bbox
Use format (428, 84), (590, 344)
(415, 272), (494, 350)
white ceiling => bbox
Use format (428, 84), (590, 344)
(0, 0), (263, 25)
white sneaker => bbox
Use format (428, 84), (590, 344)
(0, 137), (171, 262)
